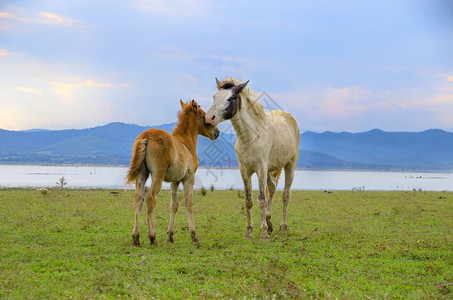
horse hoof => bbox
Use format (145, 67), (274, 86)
(279, 224), (288, 235)
(167, 233), (174, 244)
(243, 233), (252, 240)
(190, 232), (200, 247)
(266, 216), (273, 233)
(149, 236), (158, 246)
(267, 222), (273, 233)
(133, 236), (140, 247)
(260, 235), (270, 242)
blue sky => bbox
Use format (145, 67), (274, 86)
(1, 0), (452, 132)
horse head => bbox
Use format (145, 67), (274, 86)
(180, 99), (219, 140)
(205, 78), (249, 126)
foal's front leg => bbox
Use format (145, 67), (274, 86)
(183, 176), (199, 247)
(167, 182), (180, 243)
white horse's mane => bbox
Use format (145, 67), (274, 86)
(218, 77), (265, 120)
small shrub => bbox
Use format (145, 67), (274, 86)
(209, 184), (215, 192)
(56, 176), (67, 189)
(200, 187), (207, 196)
(40, 189), (48, 196)
(237, 189), (244, 198)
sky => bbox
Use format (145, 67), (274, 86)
(1, 0), (452, 133)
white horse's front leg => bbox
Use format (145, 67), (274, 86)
(167, 181), (180, 243)
(257, 164), (269, 240)
(183, 176), (199, 247)
(240, 164), (253, 239)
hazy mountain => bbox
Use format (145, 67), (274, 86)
(1, 123), (452, 171)
(300, 129), (453, 171)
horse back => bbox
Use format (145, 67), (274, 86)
(139, 129), (175, 172)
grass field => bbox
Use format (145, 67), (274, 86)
(0, 188), (452, 299)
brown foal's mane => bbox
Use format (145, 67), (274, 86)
(172, 101), (199, 152)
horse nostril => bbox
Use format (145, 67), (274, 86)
(212, 115), (216, 120)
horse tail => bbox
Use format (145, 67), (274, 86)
(266, 169), (282, 198)
(125, 139), (148, 185)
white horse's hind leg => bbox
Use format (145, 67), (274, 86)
(167, 182), (180, 243)
(265, 170), (278, 234)
(132, 165), (149, 247)
(281, 163), (295, 234)
(240, 164), (253, 239)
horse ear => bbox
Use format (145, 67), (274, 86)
(216, 77), (222, 90)
(234, 80), (249, 94)
(191, 100), (198, 112)
(180, 99), (186, 108)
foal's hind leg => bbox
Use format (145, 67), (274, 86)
(132, 166), (149, 247)
(146, 174), (164, 246)
(280, 163), (296, 235)
(167, 182), (180, 243)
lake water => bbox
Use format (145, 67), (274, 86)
(0, 165), (452, 191)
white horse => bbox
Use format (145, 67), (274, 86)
(205, 78), (300, 240)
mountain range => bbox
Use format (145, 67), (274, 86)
(1, 122), (452, 171)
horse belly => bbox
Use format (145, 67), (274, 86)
(268, 112), (300, 169)
(163, 146), (193, 182)
(164, 170), (185, 182)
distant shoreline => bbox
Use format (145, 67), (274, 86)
(1, 163), (452, 174)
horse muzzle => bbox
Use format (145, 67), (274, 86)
(212, 128), (220, 140)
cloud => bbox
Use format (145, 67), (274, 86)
(84, 80), (111, 88)
(0, 8), (30, 23)
(0, 6), (79, 28)
(271, 81), (453, 132)
(446, 75), (453, 82)
(135, 0), (205, 18)
(429, 94), (453, 105)
(0, 49), (14, 56)
(50, 79), (113, 106)
(16, 86), (43, 95)
(38, 12), (76, 26)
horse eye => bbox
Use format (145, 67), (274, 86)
(227, 96), (234, 101)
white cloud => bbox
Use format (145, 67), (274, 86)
(0, 49), (14, 56)
(135, 0), (205, 18)
(50, 80), (113, 106)
(16, 86), (43, 95)
(271, 76), (453, 132)
(38, 12), (76, 26)
(0, 6), (80, 29)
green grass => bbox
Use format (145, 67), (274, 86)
(0, 189), (452, 299)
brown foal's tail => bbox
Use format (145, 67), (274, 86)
(125, 139), (148, 185)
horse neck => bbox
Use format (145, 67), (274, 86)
(231, 98), (265, 144)
(172, 115), (198, 154)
